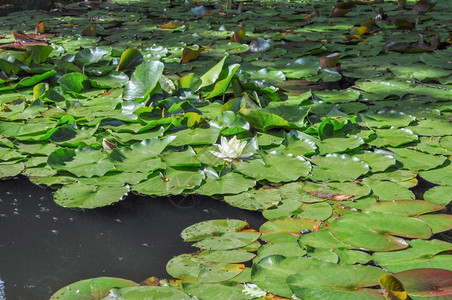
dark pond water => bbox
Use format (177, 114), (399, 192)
(0, 177), (265, 299)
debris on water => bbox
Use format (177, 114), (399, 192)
(300, 229), (311, 235)
(51, 230), (59, 235)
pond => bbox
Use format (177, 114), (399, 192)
(0, 177), (265, 299)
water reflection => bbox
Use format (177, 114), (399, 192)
(0, 177), (265, 299)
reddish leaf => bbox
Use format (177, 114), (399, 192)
(231, 28), (245, 43)
(160, 21), (184, 29)
(395, 268), (452, 297)
(181, 47), (205, 64)
(35, 21), (45, 35)
(329, 2), (355, 17)
(82, 24), (96, 36)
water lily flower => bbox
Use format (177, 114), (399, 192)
(210, 136), (253, 162)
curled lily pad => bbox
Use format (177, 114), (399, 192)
(123, 60), (164, 101)
(329, 211), (432, 251)
(116, 48), (143, 72)
(368, 128), (418, 148)
(47, 147), (114, 177)
(379, 274), (408, 300)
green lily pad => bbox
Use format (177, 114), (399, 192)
(287, 263), (387, 300)
(362, 178), (415, 201)
(196, 170), (256, 196)
(109, 136), (175, 172)
(424, 186), (452, 205)
(260, 218), (321, 243)
(74, 47), (109, 66)
(389, 147), (447, 171)
(358, 110), (415, 128)
(238, 109), (290, 132)
(296, 202), (332, 220)
(329, 211), (432, 251)
(50, 277), (138, 300)
(102, 286), (191, 299)
(310, 154), (370, 182)
(182, 283), (251, 300)
(364, 200), (444, 216)
(132, 168), (204, 196)
(257, 242), (306, 259)
(123, 60), (164, 101)
(197, 250), (255, 263)
(181, 219), (249, 242)
(224, 188), (281, 211)
(0, 162), (24, 178)
(318, 135), (365, 155)
(234, 152), (311, 183)
(58, 72), (90, 93)
(47, 147), (114, 177)
(251, 255), (324, 298)
(368, 128), (418, 148)
(352, 151), (396, 172)
(313, 89), (360, 103)
(373, 239), (452, 273)
(420, 163), (452, 186)
(193, 231), (261, 251)
(116, 48), (144, 72)
(416, 214), (452, 234)
(54, 182), (129, 208)
(165, 254), (244, 283)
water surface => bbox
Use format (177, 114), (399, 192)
(0, 177), (265, 299)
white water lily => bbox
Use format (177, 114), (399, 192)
(210, 136), (253, 162)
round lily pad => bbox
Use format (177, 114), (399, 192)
(50, 277), (138, 300)
(193, 231), (261, 251)
(286, 263), (387, 300)
(419, 163), (452, 186)
(389, 147), (447, 171)
(364, 200), (444, 216)
(328, 211), (432, 251)
(373, 239), (452, 273)
(224, 188), (281, 211)
(181, 219), (249, 242)
(310, 154), (370, 182)
(251, 255), (324, 298)
(260, 218), (321, 243)
(234, 152), (311, 183)
(54, 183), (129, 209)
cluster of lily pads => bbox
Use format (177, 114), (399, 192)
(0, 0), (451, 298)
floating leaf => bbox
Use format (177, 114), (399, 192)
(389, 147), (447, 171)
(103, 286), (191, 299)
(379, 274), (408, 300)
(234, 152), (311, 183)
(54, 183), (129, 209)
(181, 219), (249, 242)
(50, 277), (138, 299)
(123, 60), (164, 101)
(373, 239), (452, 272)
(310, 154), (370, 182)
(364, 200), (444, 216)
(116, 48), (143, 72)
(181, 47), (205, 64)
(329, 211), (432, 251)
(394, 268), (452, 298)
(287, 263), (387, 300)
